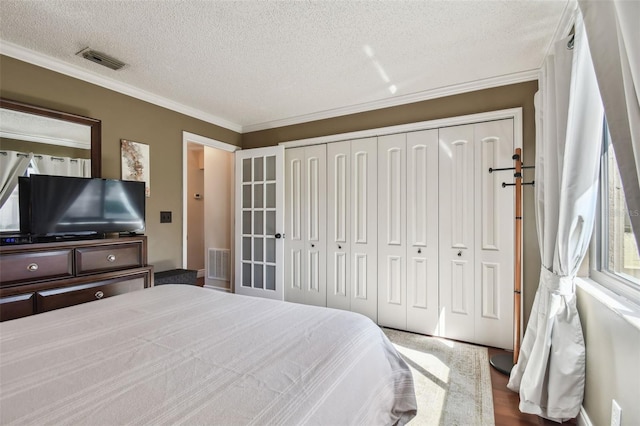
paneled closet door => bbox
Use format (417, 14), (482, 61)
(349, 138), (378, 322)
(378, 133), (407, 330)
(438, 124), (475, 342)
(327, 138), (378, 322)
(474, 119), (514, 349)
(406, 129), (439, 335)
(327, 141), (351, 312)
(284, 145), (327, 306)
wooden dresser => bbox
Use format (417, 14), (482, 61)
(0, 236), (153, 322)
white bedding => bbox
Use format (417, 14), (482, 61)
(0, 285), (416, 425)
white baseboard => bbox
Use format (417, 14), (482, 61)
(577, 406), (593, 426)
(204, 284), (231, 293)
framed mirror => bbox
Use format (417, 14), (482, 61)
(0, 98), (101, 177)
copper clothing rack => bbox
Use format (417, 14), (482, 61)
(488, 147), (534, 376)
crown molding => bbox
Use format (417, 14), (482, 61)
(2, 40), (539, 136)
(242, 69), (538, 133)
(0, 41), (243, 133)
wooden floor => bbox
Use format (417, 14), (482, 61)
(489, 347), (576, 425)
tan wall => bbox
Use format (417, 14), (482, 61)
(186, 146), (205, 271)
(204, 146), (233, 290)
(243, 81), (541, 328)
(0, 55), (241, 271)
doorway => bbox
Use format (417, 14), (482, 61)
(182, 132), (238, 291)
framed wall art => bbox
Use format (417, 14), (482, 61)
(121, 139), (150, 197)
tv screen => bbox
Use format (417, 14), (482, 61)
(20, 175), (145, 237)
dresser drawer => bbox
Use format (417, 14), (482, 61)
(0, 293), (35, 321)
(0, 249), (73, 285)
(76, 243), (143, 275)
(36, 274), (147, 312)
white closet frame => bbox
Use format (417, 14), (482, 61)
(280, 108), (524, 344)
(280, 109), (523, 150)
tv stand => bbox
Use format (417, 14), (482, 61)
(0, 236), (153, 321)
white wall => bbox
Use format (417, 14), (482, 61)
(204, 146), (233, 290)
(577, 282), (640, 426)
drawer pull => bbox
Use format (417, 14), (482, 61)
(106, 254), (116, 262)
(27, 263), (39, 272)
(95, 291), (104, 299)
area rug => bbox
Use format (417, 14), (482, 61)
(382, 328), (495, 426)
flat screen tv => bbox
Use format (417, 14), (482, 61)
(19, 175), (145, 238)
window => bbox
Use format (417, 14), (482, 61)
(592, 122), (640, 303)
(0, 162), (35, 232)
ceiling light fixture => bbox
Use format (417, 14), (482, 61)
(76, 47), (126, 71)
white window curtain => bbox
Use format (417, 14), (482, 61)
(0, 151), (32, 208)
(579, 0), (640, 250)
(32, 155), (91, 178)
(506, 13), (604, 422)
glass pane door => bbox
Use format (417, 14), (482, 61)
(235, 146), (284, 299)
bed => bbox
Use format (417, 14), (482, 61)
(0, 285), (417, 425)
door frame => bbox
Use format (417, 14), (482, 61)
(181, 131), (239, 279)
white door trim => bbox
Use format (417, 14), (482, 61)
(181, 131), (239, 270)
(279, 108), (523, 148)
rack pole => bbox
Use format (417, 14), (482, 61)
(489, 147), (526, 375)
(513, 148), (522, 364)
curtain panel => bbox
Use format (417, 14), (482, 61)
(579, 0), (640, 250)
(32, 155), (91, 178)
(507, 13), (604, 422)
(0, 151), (32, 209)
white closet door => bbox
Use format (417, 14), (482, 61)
(349, 138), (378, 321)
(438, 125), (475, 342)
(474, 119), (514, 349)
(378, 133), (407, 329)
(304, 144), (327, 307)
(327, 141), (351, 312)
(285, 147), (306, 304)
(406, 129), (439, 335)
(284, 145), (326, 306)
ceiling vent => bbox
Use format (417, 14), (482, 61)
(76, 48), (126, 70)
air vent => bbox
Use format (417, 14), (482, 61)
(76, 48), (126, 70)
(208, 248), (230, 282)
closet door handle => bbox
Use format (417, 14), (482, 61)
(338, 245), (342, 250)
(311, 243), (315, 248)
(418, 248), (422, 254)
(457, 250), (462, 257)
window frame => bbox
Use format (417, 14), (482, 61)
(589, 121), (640, 307)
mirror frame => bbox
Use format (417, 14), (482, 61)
(0, 98), (102, 177)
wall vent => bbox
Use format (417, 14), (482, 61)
(208, 248), (230, 281)
(76, 47), (126, 70)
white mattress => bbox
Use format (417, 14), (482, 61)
(0, 285), (416, 425)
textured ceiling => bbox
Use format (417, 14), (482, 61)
(0, 0), (569, 132)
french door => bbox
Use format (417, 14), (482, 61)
(234, 146), (285, 299)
